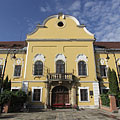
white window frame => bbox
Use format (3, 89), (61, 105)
(76, 54), (88, 77)
(78, 87), (89, 102)
(77, 60), (88, 77)
(33, 54), (45, 77)
(101, 87), (109, 94)
(33, 60), (44, 76)
(13, 58), (24, 78)
(32, 87), (43, 102)
(55, 54), (66, 73)
(100, 65), (107, 78)
(11, 87), (20, 91)
(13, 65), (22, 78)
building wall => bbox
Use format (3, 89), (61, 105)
(3, 14), (120, 108)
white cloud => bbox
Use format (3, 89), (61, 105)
(40, 4), (51, 12)
(68, 1), (81, 11)
(38, 0), (120, 41)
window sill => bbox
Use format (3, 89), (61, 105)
(33, 75), (43, 78)
(32, 101), (42, 103)
(13, 76), (21, 79)
(78, 75), (88, 78)
(79, 100), (90, 103)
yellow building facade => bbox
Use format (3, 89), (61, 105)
(0, 13), (120, 109)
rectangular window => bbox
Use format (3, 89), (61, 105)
(12, 89), (19, 92)
(101, 87), (109, 94)
(14, 65), (21, 77)
(0, 65), (3, 77)
(100, 65), (107, 77)
(79, 87), (89, 102)
(32, 87), (42, 102)
(80, 89), (88, 101)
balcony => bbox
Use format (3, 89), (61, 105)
(47, 73), (73, 81)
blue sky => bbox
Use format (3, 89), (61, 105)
(0, 0), (120, 41)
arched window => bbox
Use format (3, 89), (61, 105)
(78, 61), (87, 76)
(34, 61), (43, 75)
(56, 60), (65, 74)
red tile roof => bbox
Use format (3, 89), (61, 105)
(0, 41), (120, 49)
(94, 42), (120, 49)
(0, 41), (27, 49)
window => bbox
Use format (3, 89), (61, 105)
(56, 60), (65, 74)
(11, 87), (20, 92)
(101, 87), (109, 94)
(12, 89), (19, 92)
(0, 65), (3, 77)
(32, 87), (42, 102)
(34, 61), (43, 75)
(78, 61), (87, 76)
(79, 87), (89, 102)
(100, 65), (107, 77)
(14, 65), (21, 77)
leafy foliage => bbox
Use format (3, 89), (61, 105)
(100, 93), (110, 107)
(0, 90), (13, 105)
(3, 76), (11, 91)
(0, 90), (27, 112)
(107, 68), (119, 95)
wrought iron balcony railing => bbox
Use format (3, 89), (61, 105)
(47, 73), (73, 81)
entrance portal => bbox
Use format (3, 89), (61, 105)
(52, 86), (69, 108)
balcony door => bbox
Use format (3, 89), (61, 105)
(56, 60), (65, 74)
(52, 86), (69, 107)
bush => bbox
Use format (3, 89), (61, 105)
(101, 93), (110, 107)
(0, 90), (27, 112)
(0, 90), (13, 105)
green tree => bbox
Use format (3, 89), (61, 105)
(108, 68), (119, 95)
(3, 76), (11, 91)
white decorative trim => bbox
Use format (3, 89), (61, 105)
(83, 27), (94, 36)
(24, 42), (29, 79)
(33, 54), (45, 62)
(78, 105), (99, 109)
(11, 81), (22, 83)
(65, 15), (80, 25)
(22, 81), (28, 94)
(97, 58), (108, 77)
(76, 54), (88, 62)
(54, 54), (66, 73)
(43, 14), (80, 26)
(101, 87), (109, 93)
(32, 87), (43, 102)
(33, 54), (45, 76)
(23, 80), (47, 82)
(11, 87), (21, 91)
(117, 58), (120, 64)
(79, 81), (98, 83)
(98, 58), (108, 66)
(13, 58), (24, 78)
(78, 87), (89, 102)
(55, 54), (66, 62)
(93, 83), (99, 106)
(76, 54), (88, 76)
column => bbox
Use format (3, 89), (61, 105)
(71, 85), (76, 107)
(45, 83), (50, 109)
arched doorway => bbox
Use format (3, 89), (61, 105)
(52, 86), (69, 108)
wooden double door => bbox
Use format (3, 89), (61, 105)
(52, 86), (69, 107)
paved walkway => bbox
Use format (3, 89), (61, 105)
(0, 109), (120, 120)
